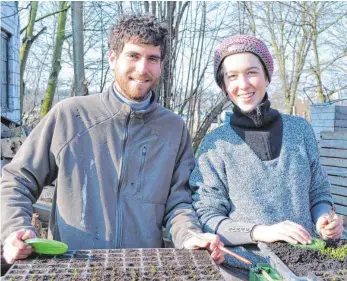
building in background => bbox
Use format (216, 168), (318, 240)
(1, 1), (21, 125)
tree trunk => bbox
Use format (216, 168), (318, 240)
(71, 1), (88, 96)
(151, 1), (156, 15)
(40, 1), (69, 119)
(20, 2), (38, 119)
(144, 1), (149, 13)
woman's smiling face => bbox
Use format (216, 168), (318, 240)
(222, 52), (269, 112)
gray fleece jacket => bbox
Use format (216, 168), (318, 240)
(1, 85), (202, 249)
(189, 114), (334, 269)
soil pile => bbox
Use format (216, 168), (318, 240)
(267, 240), (347, 277)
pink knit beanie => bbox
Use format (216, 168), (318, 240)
(214, 35), (274, 88)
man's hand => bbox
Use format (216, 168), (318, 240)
(3, 229), (36, 264)
(183, 233), (225, 264)
(252, 220), (312, 244)
(316, 214), (344, 240)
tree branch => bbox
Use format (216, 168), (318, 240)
(20, 5), (71, 34)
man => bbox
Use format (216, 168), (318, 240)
(1, 15), (224, 265)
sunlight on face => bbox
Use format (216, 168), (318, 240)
(109, 43), (162, 101)
(223, 52), (269, 112)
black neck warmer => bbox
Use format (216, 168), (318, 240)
(229, 93), (283, 160)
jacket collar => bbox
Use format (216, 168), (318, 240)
(101, 83), (159, 118)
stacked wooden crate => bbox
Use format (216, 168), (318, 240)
(310, 104), (347, 225)
(310, 105), (347, 140)
(319, 131), (347, 225)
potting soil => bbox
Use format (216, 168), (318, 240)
(267, 240), (347, 278)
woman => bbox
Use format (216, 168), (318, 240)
(189, 35), (344, 280)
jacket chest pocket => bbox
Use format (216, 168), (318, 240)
(136, 146), (147, 194)
(122, 143), (171, 205)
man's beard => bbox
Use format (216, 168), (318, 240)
(114, 72), (158, 101)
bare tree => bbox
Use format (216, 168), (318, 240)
(20, 2), (46, 117)
(307, 2), (347, 102)
(40, 1), (70, 119)
(71, 1), (88, 96)
(262, 2), (313, 114)
(17, 2), (346, 142)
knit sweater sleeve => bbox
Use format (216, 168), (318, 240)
(189, 130), (256, 246)
(304, 120), (334, 209)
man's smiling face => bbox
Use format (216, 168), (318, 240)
(109, 42), (162, 101)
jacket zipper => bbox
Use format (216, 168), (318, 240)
(116, 110), (134, 248)
(137, 146), (147, 194)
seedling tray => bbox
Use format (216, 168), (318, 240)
(258, 240), (347, 281)
(1, 248), (224, 281)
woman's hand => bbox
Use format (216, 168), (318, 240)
(183, 233), (225, 264)
(252, 220), (312, 244)
(316, 214), (344, 240)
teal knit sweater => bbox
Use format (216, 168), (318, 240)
(189, 114), (333, 270)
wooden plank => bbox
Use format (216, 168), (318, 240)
(311, 119), (335, 127)
(332, 194), (347, 206)
(312, 126), (333, 132)
(310, 105), (336, 113)
(320, 131), (347, 140)
(320, 139), (347, 150)
(336, 110), (347, 120)
(324, 166), (347, 177)
(320, 157), (347, 168)
(335, 120), (347, 128)
(331, 184), (347, 196)
(335, 127), (347, 132)
(328, 175), (347, 187)
(313, 127), (333, 138)
(310, 112), (335, 120)
(320, 148), (347, 158)
(335, 204), (347, 216)
(336, 105), (347, 114)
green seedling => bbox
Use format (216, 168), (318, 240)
(151, 265), (156, 276)
(91, 265), (98, 281)
(131, 268), (137, 277)
(320, 244), (347, 260)
(74, 268), (78, 276)
(49, 272), (56, 281)
(189, 265), (198, 280)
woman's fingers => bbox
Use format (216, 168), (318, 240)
(275, 221), (311, 244)
(283, 221), (311, 242)
(319, 214), (344, 239)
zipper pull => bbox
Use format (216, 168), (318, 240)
(130, 110), (135, 119)
(142, 146), (147, 155)
(256, 107), (261, 117)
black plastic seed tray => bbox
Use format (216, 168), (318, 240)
(1, 248), (224, 281)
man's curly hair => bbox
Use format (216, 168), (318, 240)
(108, 15), (168, 59)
